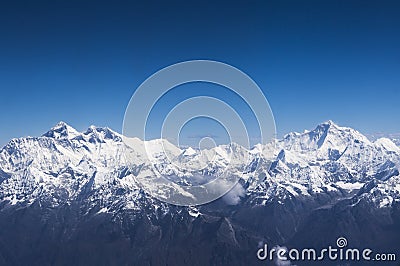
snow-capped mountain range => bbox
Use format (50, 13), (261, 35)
(1, 120), (399, 209)
(0, 121), (399, 265)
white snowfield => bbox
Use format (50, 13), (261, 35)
(0, 120), (399, 211)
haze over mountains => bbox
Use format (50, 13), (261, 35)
(0, 121), (399, 265)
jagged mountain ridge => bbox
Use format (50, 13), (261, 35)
(2, 120), (398, 207)
(0, 121), (399, 265)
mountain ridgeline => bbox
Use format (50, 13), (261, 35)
(0, 121), (399, 265)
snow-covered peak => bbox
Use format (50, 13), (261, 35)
(280, 120), (371, 154)
(42, 121), (80, 140)
(374, 138), (400, 153)
(144, 138), (182, 159)
(182, 147), (196, 156)
(42, 122), (123, 143)
(84, 125), (122, 143)
(250, 143), (263, 154)
(321, 119), (337, 126)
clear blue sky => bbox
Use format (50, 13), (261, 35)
(0, 0), (399, 147)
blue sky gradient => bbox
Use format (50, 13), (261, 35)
(0, 0), (399, 146)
